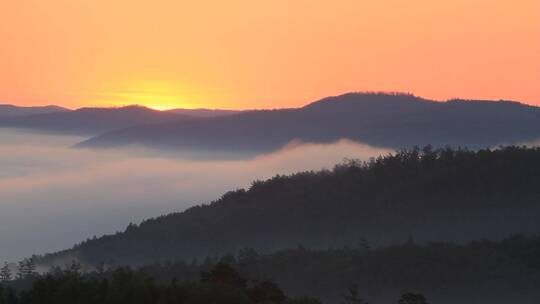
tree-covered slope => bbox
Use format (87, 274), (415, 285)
(40, 146), (540, 266)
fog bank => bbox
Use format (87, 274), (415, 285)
(0, 129), (390, 262)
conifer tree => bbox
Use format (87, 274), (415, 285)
(17, 258), (36, 279)
(0, 263), (11, 282)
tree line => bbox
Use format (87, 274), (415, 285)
(0, 262), (431, 304)
(4, 235), (540, 303)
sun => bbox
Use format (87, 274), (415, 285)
(121, 92), (183, 110)
(91, 83), (202, 110)
(80, 82), (238, 110)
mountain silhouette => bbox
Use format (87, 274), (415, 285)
(0, 104), (68, 117)
(76, 93), (540, 151)
(0, 105), (191, 135)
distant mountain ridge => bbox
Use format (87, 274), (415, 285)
(0, 104), (242, 135)
(0, 105), (191, 135)
(0, 104), (68, 117)
(77, 93), (540, 151)
(4, 93), (540, 152)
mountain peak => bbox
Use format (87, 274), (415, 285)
(302, 92), (429, 109)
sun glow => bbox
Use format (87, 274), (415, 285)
(74, 83), (212, 110)
(1, 0), (539, 109)
(106, 91), (188, 110)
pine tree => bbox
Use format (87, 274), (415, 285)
(0, 263), (11, 282)
(16, 260), (24, 280)
(398, 293), (428, 304)
(17, 258), (36, 279)
(342, 284), (368, 304)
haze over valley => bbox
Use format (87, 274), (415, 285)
(1, 1), (539, 302)
(0, 126), (389, 262)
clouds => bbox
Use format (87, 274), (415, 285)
(0, 128), (390, 262)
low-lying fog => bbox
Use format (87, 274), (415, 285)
(0, 128), (390, 263)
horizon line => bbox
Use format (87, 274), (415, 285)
(1, 91), (532, 112)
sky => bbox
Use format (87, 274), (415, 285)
(0, 0), (539, 110)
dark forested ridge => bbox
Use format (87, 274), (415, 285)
(78, 93), (540, 151)
(5, 236), (540, 304)
(38, 146), (540, 267)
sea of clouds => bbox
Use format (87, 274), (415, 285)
(0, 128), (391, 262)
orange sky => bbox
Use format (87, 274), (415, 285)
(0, 0), (539, 110)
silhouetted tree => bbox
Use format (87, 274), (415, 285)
(342, 284), (368, 304)
(286, 297), (322, 304)
(0, 263), (11, 282)
(398, 292), (428, 304)
(66, 260), (83, 276)
(201, 262), (247, 289)
(17, 259), (36, 280)
(248, 280), (287, 304)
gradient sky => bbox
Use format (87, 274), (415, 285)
(0, 0), (539, 110)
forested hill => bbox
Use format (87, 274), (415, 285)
(40, 146), (540, 266)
